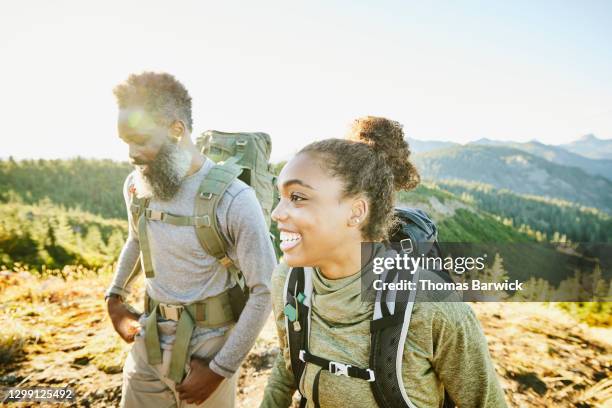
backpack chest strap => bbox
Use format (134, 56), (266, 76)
(298, 350), (376, 382)
(144, 208), (212, 227)
(137, 207), (212, 279)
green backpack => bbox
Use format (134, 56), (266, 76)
(127, 130), (277, 319)
(197, 130), (277, 229)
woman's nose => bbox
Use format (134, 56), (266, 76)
(271, 200), (287, 222)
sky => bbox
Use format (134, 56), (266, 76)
(1, 0), (611, 162)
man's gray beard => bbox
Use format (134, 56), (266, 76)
(133, 142), (192, 201)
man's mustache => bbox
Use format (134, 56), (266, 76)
(130, 158), (150, 166)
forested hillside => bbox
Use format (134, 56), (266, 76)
(1, 159), (541, 273)
(2, 158), (607, 275)
(0, 158), (131, 219)
(435, 180), (612, 243)
(412, 145), (612, 213)
(396, 184), (607, 285)
(1, 158), (609, 288)
(397, 184), (531, 243)
(0, 200), (127, 269)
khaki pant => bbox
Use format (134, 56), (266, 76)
(120, 325), (237, 408)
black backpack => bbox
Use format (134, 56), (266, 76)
(283, 207), (456, 408)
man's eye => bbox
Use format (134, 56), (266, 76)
(121, 134), (147, 145)
(290, 193), (305, 202)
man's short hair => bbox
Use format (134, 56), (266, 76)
(113, 72), (193, 131)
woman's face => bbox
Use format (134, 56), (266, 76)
(272, 153), (363, 267)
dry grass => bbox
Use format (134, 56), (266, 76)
(0, 321), (28, 365)
(473, 302), (611, 407)
(1, 267), (610, 407)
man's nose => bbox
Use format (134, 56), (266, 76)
(128, 144), (139, 160)
(128, 146), (145, 164)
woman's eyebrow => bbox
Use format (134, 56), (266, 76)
(280, 179), (315, 190)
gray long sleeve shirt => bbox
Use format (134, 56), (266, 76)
(106, 157), (276, 377)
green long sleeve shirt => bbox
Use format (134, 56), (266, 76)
(261, 260), (508, 408)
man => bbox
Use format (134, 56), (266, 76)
(105, 72), (276, 407)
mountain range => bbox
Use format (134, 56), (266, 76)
(407, 134), (612, 162)
(559, 134), (612, 160)
(467, 138), (612, 181)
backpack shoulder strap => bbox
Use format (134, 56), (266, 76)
(284, 267), (312, 398)
(194, 162), (243, 265)
(370, 267), (456, 408)
(195, 161), (251, 318)
(128, 186), (154, 278)
(128, 185), (148, 236)
(370, 267), (419, 408)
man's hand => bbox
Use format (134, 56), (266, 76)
(106, 295), (141, 343)
(176, 357), (225, 405)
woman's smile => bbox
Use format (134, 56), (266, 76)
(279, 229), (303, 252)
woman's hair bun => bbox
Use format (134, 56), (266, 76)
(347, 116), (420, 190)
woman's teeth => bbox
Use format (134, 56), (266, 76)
(280, 231), (302, 251)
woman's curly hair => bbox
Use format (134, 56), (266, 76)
(300, 116), (420, 241)
(113, 71), (193, 131)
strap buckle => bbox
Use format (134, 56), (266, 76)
(219, 256), (234, 268)
(400, 238), (413, 254)
(299, 350), (306, 362)
(159, 303), (184, 321)
(145, 209), (164, 221)
(236, 140), (247, 147)
(194, 215), (211, 228)
(200, 192), (213, 200)
(366, 368), (376, 382)
(329, 361), (351, 377)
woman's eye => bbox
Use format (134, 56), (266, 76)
(290, 193), (305, 202)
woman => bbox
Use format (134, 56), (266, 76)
(260, 117), (507, 408)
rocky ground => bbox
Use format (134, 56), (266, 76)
(1, 269), (610, 407)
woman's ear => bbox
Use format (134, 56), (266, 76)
(348, 197), (368, 227)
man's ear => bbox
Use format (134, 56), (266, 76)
(348, 197), (368, 227)
(169, 120), (186, 142)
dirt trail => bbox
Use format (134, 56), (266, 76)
(1, 270), (610, 407)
